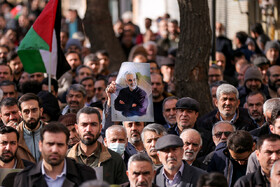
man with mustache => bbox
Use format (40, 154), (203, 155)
(16, 93), (44, 163)
(0, 126), (33, 168)
(180, 128), (207, 170)
(141, 123), (167, 169)
(267, 65), (280, 98)
(123, 121), (145, 152)
(245, 91), (266, 127)
(0, 97), (21, 128)
(114, 71), (148, 117)
(67, 107), (128, 185)
(162, 96), (178, 129)
(235, 134), (280, 187)
(62, 84), (86, 115)
(124, 153), (157, 187)
(154, 134), (206, 186)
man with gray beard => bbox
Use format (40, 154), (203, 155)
(180, 129), (207, 170)
(114, 71), (148, 117)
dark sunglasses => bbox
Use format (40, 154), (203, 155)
(214, 131), (232, 139)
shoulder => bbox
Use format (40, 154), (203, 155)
(234, 172), (255, 187)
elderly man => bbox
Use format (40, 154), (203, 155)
(68, 107), (128, 185)
(235, 134), (280, 187)
(0, 64), (13, 83)
(208, 130), (254, 186)
(180, 129), (207, 170)
(124, 153), (156, 187)
(245, 91), (266, 127)
(14, 122), (97, 186)
(141, 123), (167, 169)
(114, 71), (148, 117)
(266, 65), (280, 98)
(238, 66), (270, 107)
(104, 125), (137, 168)
(154, 134), (206, 186)
(203, 121), (236, 166)
(62, 84), (86, 115)
(75, 65), (93, 83)
(0, 98), (21, 128)
(162, 96), (178, 129)
(199, 84), (256, 132)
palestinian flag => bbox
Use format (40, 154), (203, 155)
(17, 0), (70, 79)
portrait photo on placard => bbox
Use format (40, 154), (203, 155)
(111, 62), (154, 122)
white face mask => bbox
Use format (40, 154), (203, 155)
(108, 143), (126, 155)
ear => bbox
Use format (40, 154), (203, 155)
(75, 124), (79, 133)
(39, 140), (42, 152)
(126, 170), (129, 177)
(99, 124), (102, 133)
(104, 137), (108, 147)
(269, 124), (274, 134)
(19, 110), (22, 118)
(39, 107), (43, 116)
(237, 99), (240, 107)
(215, 99), (218, 108)
(256, 149), (260, 161)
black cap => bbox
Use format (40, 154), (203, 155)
(155, 134), (184, 151)
(175, 97), (199, 112)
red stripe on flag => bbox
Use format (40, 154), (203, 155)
(33, 0), (58, 52)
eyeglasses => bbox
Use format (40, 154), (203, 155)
(214, 131), (232, 139)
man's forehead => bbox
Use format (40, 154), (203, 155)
(220, 93), (237, 98)
(261, 140), (280, 150)
(144, 130), (162, 138)
(78, 113), (99, 122)
(181, 132), (200, 142)
(164, 99), (177, 108)
(68, 90), (83, 95)
(0, 132), (17, 140)
(214, 123), (234, 132)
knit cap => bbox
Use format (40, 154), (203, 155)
(265, 40), (280, 54)
(244, 66), (262, 83)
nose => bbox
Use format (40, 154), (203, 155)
(138, 174), (145, 183)
(5, 143), (11, 150)
(221, 133), (227, 140)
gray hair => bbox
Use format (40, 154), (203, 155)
(216, 84), (239, 100)
(212, 121), (236, 135)
(162, 96), (178, 112)
(66, 84), (86, 97)
(127, 153), (154, 170)
(105, 125), (127, 138)
(141, 123), (167, 141)
(80, 180), (109, 187)
(271, 160), (280, 177)
(263, 98), (280, 114)
(124, 71), (136, 80)
(180, 128), (202, 146)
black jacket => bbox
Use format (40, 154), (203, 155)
(234, 167), (268, 187)
(13, 158), (96, 187)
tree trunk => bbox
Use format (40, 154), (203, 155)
(83, 0), (126, 72)
(176, 0), (213, 115)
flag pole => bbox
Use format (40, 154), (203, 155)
(48, 52), (52, 93)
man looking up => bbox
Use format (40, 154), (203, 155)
(16, 93), (44, 163)
(14, 122), (97, 186)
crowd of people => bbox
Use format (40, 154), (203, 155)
(0, 0), (280, 187)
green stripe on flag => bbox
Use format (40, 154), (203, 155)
(17, 50), (47, 73)
(18, 27), (49, 51)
